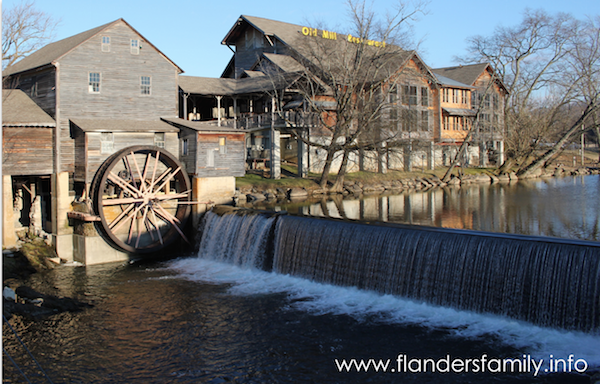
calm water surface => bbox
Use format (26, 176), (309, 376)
(3, 175), (600, 383)
(256, 175), (600, 241)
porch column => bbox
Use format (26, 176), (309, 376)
(270, 97), (281, 179)
(497, 140), (505, 166)
(216, 95), (222, 127)
(297, 128), (308, 178)
(427, 141), (435, 170)
(2, 175), (17, 248)
(233, 97), (238, 129)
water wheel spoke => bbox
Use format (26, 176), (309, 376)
(154, 191), (190, 202)
(148, 167), (173, 193)
(112, 203), (145, 233)
(108, 172), (142, 197)
(155, 166), (182, 195)
(123, 153), (138, 192)
(108, 203), (136, 230)
(139, 153), (153, 194)
(135, 206), (151, 248)
(103, 197), (144, 206)
(149, 208), (164, 245)
(154, 204), (189, 244)
(130, 151), (147, 194)
(143, 209), (157, 242)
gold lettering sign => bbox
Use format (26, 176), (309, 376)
(302, 26), (337, 40)
(302, 26), (385, 47)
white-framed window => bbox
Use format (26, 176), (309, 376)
(89, 72), (101, 93)
(130, 39), (140, 54)
(101, 36), (110, 52)
(181, 138), (189, 156)
(154, 132), (165, 148)
(141, 76), (151, 95)
(100, 132), (114, 154)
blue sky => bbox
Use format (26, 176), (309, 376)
(4, 0), (599, 77)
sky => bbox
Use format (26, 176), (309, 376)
(3, 0), (600, 77)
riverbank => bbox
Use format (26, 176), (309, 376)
(236, 158), (600, 205)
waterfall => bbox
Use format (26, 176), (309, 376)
(198, 208), (600, 333)
(197, 209), (277, 268)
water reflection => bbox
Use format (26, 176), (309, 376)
(265, 175), (600, 241)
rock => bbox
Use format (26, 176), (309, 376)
(288, 188), (308, 199)
(3, 287), (16, 302)
(246, 193), (266, 202)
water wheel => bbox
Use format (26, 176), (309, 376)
(90, 145), (192, 253)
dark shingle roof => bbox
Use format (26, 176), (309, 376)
(3, 20), (117, 76)
(70, 118), (178, 133)
(2, 89), (55, 126)
(3, 18), (183, 77)
(178, 73), (300, 96)
(432, 63), (490, 86)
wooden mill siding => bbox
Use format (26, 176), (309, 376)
(56, 21), (180, 173)
(195, 133), (245, 177)
(2, 127), (54, 175)
(73, 129), (179, 184)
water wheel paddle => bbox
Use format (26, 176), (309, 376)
(90, 146), (191, 253)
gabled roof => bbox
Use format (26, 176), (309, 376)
(222, 15), (305, 48)
(3, 18), (183, 77)
(432, 63), (491, 86)
(2, 89), (55, 127)
(259, 53), (304, 73)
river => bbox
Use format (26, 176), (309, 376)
(3, 175), (600, 383)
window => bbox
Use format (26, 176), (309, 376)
(154, 132), (165, 148)
(461, 90), (468, 104)
(141, 76), (151, 95)
(402, 109), (417, 132)
(389, 86), (397, 103)
(442, 88), (449, 103)
(452, 89), (459, 104)
(102, 36), (110, 52)
(219, 137), (227, 154)
(402, 86), (417, 106)
(100, 132), (114, 154)
(181, 139), (189, 156)
(131, 39), (140, 54)
(30, 76), (38, 97)
(420, 111), (429, 131)
(421, 88), (428, 106)
(89, 72), (101, 93)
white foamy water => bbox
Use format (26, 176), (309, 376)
(167, 256), (600, 369)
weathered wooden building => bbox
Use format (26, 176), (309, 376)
(2, 19), (245, 262)
(2, 89), (56, 246)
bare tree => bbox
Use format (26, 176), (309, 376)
(267, 0), (428, 192)
(2, 1), (59, 69)
(460, 9), (600, 175)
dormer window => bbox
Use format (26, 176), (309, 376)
(101, 36), (110, 52)
(131, 39), (140, 55)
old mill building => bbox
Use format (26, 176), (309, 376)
(2, 15), (507, 262)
